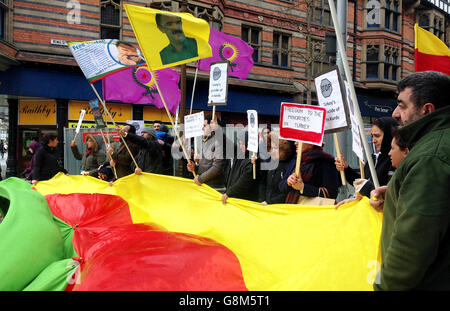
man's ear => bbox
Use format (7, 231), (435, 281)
(422, 103), (435, 115)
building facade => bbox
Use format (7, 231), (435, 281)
(0, 0), (449, 176)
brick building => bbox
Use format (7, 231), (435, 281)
(0, 0), (449, 176)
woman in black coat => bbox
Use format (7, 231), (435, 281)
(32, 134), (68, 185)
(335, 116), (397, 197)
(259, 136), (294, 205)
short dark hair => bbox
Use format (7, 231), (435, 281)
(391, 128), (408, 151)
(41, 133), (57, 145)
(155, 13), (180, 28)
(397, 71), (450, 110)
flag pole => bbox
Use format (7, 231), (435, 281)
(89, 83), (140, 171)
(295, 142), (303, 178)
(190, 63), (199, 115)
(327, 0), (379, 188)
(99, 128), (118, 180)
(148, 70), (197, 177)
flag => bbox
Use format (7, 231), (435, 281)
(102, 65), (181, 115)
(198, 28), (254, 80)
(22, 173), (383, 291)
(124, 4), (212, 70)
(415, 24), (450, 76)
(67, 39), (145, 83)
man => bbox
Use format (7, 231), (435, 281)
(156, 13), (198, 65)
(187, 116), (225, 191)
(119, 125), (163, 175)
(153, 120), (162, 131)
(370, 71), (450, 290)
(116, 41), (144, 66)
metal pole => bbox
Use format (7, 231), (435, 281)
(327, 0), (380, 188)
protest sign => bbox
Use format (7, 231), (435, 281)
(184, 112), (204, 139)
(88, 99), (106, 129)
(314, 67), (350, 133)
(344, 81), (365, 163)
(247, 110), (259, 153)
(127, 120), (145, 136)
(208, 61), (229, 106)
(279, 103), (326, 146)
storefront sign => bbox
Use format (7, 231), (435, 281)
(69, 101), (132, 122)
(19, 100), (57, 125)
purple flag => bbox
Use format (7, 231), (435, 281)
(198, 28), (254, 80)
(102, 65), (181, 115)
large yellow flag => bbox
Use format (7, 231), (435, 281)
(35, 173), (383, 290)
(125, 4), (212, 70)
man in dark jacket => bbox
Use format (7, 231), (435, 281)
(370, 71), (450, 290)
(120, 125), (163, 174)
(32, 134), (67, 185)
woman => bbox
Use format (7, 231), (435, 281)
(32, 134), (68, 185)
(107, 124), (140, 179)
(222, 133), (259, 204)
(71, 134), (106, 177)
(280, 141), (340, 204)
(335, 117), (398, 197)
(259, 134), (294, 205)
(21, 140), (40, 180)
(388, 128), (409, 169)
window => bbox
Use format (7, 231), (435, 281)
(365, 0), (401, 32)
(100, 0), (121, 39)
(0, 0), (10, 41)
(364, 45), (400, 81)
(272, 32), (290, 67)
(310, 39), (335, 77)
(242, 26), (261, 63)
(417, 11), (445, 41)
(312, 0), (332, 27)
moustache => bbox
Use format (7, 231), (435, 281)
(171, 29), (183, 35)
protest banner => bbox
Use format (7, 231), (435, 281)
(208, 61), (229, 120)
(184, 111), (204, 156)
(280, 103), (326, 176)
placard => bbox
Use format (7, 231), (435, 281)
(247, 110), (259, 153)
(208, 61), (229, 106)
(344, 81), (365, 163)
(184, 111), (204, 139)
(279, 102), (326, 146)
(314, 67), (350, 133)
(75, 110), (86, 134)
(89, 99), (106, 129)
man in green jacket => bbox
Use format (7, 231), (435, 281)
(370, 71), (450, 290)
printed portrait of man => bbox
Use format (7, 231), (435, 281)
(114, 41), (145, 66)
(155, 13), (198, 65)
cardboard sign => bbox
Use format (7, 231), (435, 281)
(89, 99), (106, 129)
(279, 103), (326, 146)
(314, 67), (350, 133)
(247, 110), (259, 153)
(208, 61), (229, 106)
(184, 111), (204, 139)
(344, 81), (365, 163)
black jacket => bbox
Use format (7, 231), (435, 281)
(225, 158), (259, 202)
(126, 133), (163, 174)
(258, 160), (291, 204)
(33, 144), (67, 181)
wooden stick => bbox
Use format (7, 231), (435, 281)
(295, 142), (303, 177)
(148, 70), (196, 177)
(333, 133), (347, 186)
(212, 105), (216, 122)
(100, 128), (118, 180)
(359, 160), (365, 179)
(194, 136), (198, 158)
(252, 152), (256, 180)
(90, 84), (140, 171)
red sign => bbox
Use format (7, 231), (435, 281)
(279, 103), (327, 146)
(82, 131), (120, 143)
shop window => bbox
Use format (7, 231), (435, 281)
(101, 0), (121, 39)
(242, 25), (261, 63)
(272, 32), (290, 68)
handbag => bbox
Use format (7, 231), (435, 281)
(296, 187), (335, 206)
